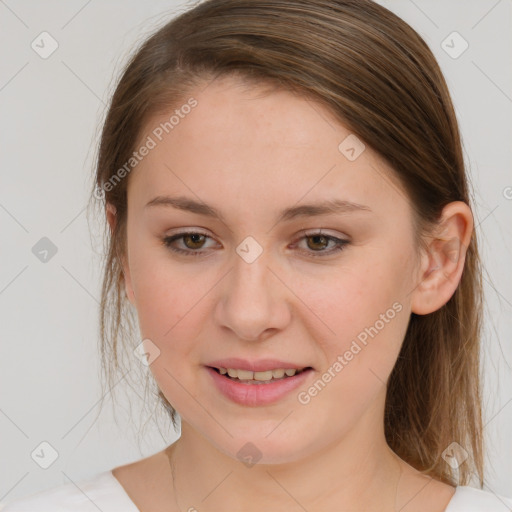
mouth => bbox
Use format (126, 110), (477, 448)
(207, 366), (314, 385)
(205, 364), (315, 406)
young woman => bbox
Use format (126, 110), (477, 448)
(3, 0), (511, 511)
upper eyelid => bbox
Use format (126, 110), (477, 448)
(164, 227), (349, 239)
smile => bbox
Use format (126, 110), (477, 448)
(212, 366), (310, 383)
(206, 366), (314, 406)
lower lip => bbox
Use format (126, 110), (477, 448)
(205, 366), (314, 406)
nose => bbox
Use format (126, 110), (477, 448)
(214, 246), (291, 342)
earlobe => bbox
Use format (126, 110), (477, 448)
(411, 201), (473, 315)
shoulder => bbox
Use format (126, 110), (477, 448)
(446, 486), (512, 512)
(0, 470), (139, 512)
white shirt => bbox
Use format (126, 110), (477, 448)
(0, 470), (511, 511)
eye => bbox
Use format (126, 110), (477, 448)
(292, 230), (349, 258)
(162, 230), (349, 258)
(162, 230), (216, 257)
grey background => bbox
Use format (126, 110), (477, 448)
(0, 0), (511, 505)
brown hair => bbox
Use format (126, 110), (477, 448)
(88, 0), (484, 487)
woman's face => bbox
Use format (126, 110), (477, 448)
(120, 75), (422, 464)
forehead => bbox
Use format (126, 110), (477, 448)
(128, 76), (409, 216)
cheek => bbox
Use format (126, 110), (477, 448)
(128, 242), (202, 343)
(301, 252), (411, 386)
(129, 259), (207, 400)
(291, 274), (408, 437)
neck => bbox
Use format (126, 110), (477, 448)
(166, 399), (404, 511)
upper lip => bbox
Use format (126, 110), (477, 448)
(206, 358), (312, 372)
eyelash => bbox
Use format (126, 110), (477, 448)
(162, 230), (349, 258)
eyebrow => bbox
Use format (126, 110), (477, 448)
(145, 195), (372, 223)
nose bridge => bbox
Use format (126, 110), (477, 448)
(231, 238), (274, 309)
(216, 236), (288, 340)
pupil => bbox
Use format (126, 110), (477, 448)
(308, 235), (327, 250)
(186, 234), (204, 248)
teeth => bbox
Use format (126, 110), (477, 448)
(217, 367), (304, 381)
(238, 369), (255, 380)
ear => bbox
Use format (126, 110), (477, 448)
(106, 203), (136, 306)
(106, 202), (117, 233)
(411, 201), (473, 315)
